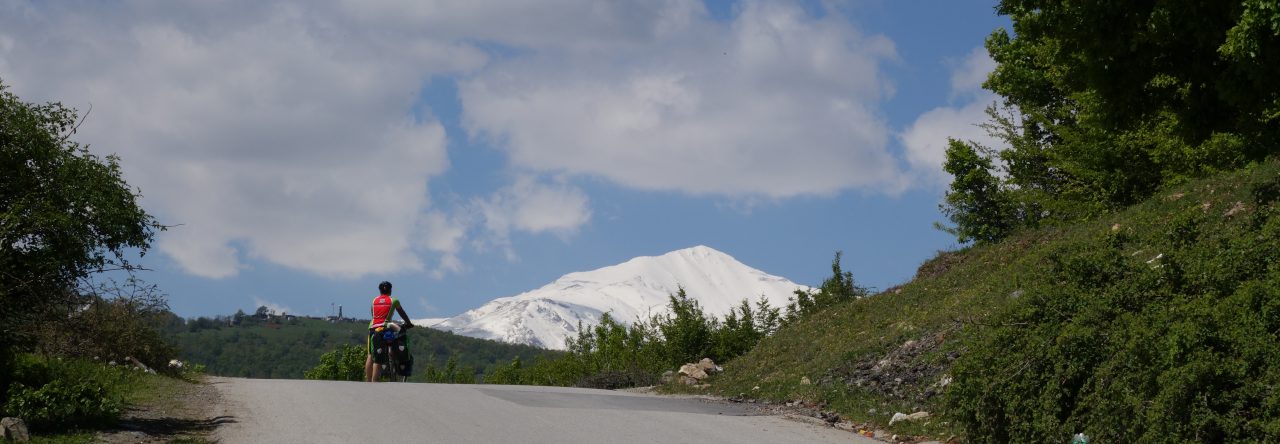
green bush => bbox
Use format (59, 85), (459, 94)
(303, 344), (366, 381)
(4, 380), (121, 431)
(1, 355), (137, 432)
(947, 166), (1280, 442)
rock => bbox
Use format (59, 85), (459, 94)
(1225, 201), (1247, 217)
(889, 412), (909, 425)
(695, 358), (720, 373)
(818, 411), (840, 424)
(678, 364), (708, 380)
(889, 411), (930, 425)
(800, 376), (811, 385)
(751, 385), (760, 391)
(2, 417), (30, 442)
(679, 375), (700, 386)
(660, 370), (675, 384)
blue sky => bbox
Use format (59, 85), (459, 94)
(0, 0), (1009, 319)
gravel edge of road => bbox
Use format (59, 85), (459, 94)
(94, 376), (231, 443)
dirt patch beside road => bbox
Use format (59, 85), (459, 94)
(95, 376), (234, 443)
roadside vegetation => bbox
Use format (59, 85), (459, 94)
(0, 79), (201, 440)
(716, 1), (1280, 442)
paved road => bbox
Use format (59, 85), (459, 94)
(211, 377), (874, 443)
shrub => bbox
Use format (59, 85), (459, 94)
(35, 277), (179, 373)
(0, 355), (137, 432)
(304, 344), (366, 381)
(946, 169), (1280, 442)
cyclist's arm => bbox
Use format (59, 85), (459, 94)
(395, 301), (413, 327)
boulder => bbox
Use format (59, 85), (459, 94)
(2, 417), (29, 442)
(800, 376), (811, 385)
(678, 363), (708, 380)
(660, 370), (675, 384)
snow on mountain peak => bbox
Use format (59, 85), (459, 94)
(432, 246), (807, 350)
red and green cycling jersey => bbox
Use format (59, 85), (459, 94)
(369, 294), (401, 329)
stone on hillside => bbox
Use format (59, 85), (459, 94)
(679, 363), (708, 380)
(800, 376), (811, 385)
(2, 417), (30, 442)
(660, 370), (675, 384)
(889, 411), (930, 425)
(695, 358), (721, 373)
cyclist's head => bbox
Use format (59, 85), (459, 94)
(378, 281), (392, 295)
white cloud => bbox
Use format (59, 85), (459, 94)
(0, 1), (480, 279)
(472, 176), (592, 259)
(417, 211), (470, 278)
(949, 46), (998, 100)
(252, 298), (293, 316)
(0, 0), (909, 279)
(459, 0), (903, 198)
(900, 46), (1002, 186)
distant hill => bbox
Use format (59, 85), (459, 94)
(166, 316), (561, 380)
(434, 245), (808, 349)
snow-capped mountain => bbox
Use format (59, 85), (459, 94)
(424, 246), (807, 350)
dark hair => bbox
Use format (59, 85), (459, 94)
(378, 281), (392, 294)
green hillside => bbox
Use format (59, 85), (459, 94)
(714, 160), (1280, 441)
(168, 317), (562, 380)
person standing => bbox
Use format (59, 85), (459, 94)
(366, 281), (413, 382)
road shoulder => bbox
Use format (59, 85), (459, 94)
(94, 375), (233, 443)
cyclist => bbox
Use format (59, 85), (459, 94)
(366, 281), (414, 382)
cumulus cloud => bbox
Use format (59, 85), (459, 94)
(0, 0), (909, 279)
(252, 298), (293, 316)
(0, 1), (479, 278)
(900, 46), (1002, 186)
(459, 0), (903, 198)
(472, 176), (592, 259)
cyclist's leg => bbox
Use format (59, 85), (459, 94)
(365, 330), (376, 382)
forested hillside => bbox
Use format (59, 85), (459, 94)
(168, 315), (561, 379)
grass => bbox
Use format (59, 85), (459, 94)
(712, 159), (1280, 440)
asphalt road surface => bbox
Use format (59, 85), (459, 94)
(211, 377), (876, 443)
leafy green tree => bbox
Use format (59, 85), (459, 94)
(753, 295), (781, 337)
(943, 0), (1280, 243)
(657, 287), (714, 366)
(0, 80), (158, 403)
(940, 139), (1017, 243)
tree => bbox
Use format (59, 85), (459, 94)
(785, 252), (869, 321)
(940, 139), (1016, 244)
(657, 287), (714, 366)
(0, 80), (158, 403)
(943, 1), (1280, 243)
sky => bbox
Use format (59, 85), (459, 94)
(0, 0), (1009, 319)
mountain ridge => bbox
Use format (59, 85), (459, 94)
(422, 245), (807, 349)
